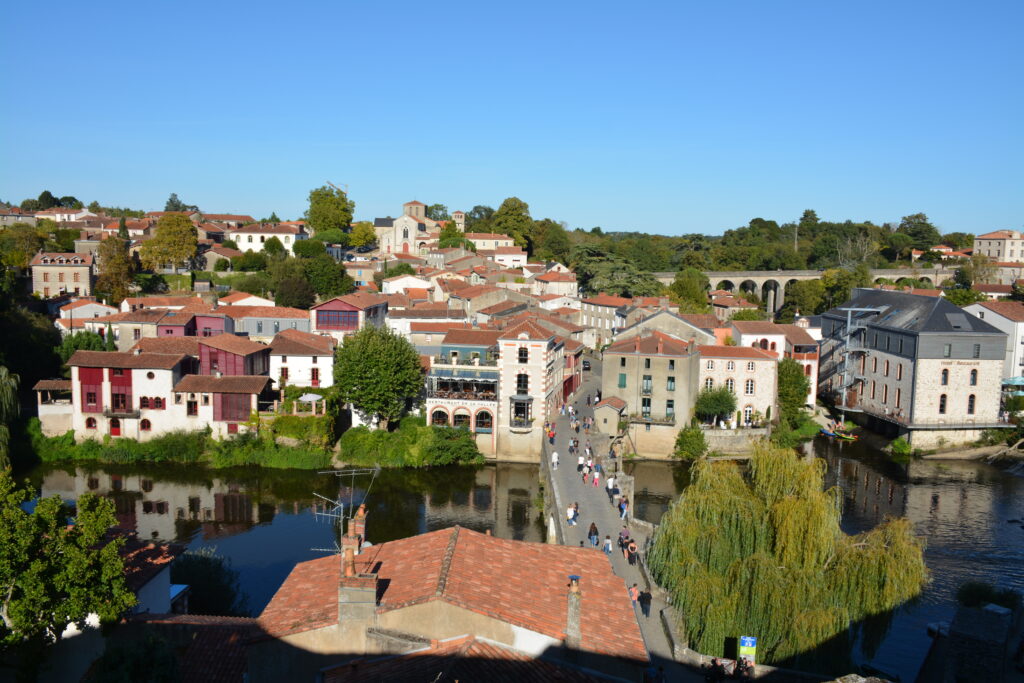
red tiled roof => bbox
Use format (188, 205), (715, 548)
(60, 299), (114, 313)
(536, 272), (577, 283)
(129, 614), (259, 683)
(974, 300), (1024, 322)
(404, 200), (426, 206)
(605, 331), (690, 356)
(173, 375), (271, 394)
(696, 345), (776, 359)
(498, 320), (553, 341)
(582, 293), (630, 308)
(218, 291), (263, 304)
(409, 322), (472, 333)
(130, 337), (202, 357)
(678, 313), (724, 330)
(405, 287), (431, 300)
(260, 527), (647, 662)
(712, 296), (757, 309)
(33, 379), (72, 391)
(322, 635), (597, 682)
(595, 396), (627, 411)
(451, 284), (502, 300)
(478, 300), (524, 316)
(442, 329), (502, 346)
(67, 350), (186, 370)
(201, 213), (255, 222)
(123, 295), (203, 310)
(220, 305), (309, 319)
(209, 245), (242, 258)
(29, 252), (93, 267)
(230, 223), (301, 235)
(199, 333), (268, 356)
(120, 536), (186, 592)
(777, 323), (816, 346)
(977, 230), (1019, 239)
(973, 283), (1013, 294)
(731, 321), (787, 335)
(268, 330), (336, 356)
(463, 232), (514, 241)
(314, 292), (387, 310)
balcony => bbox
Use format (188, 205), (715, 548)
(641, 386), (653, 396)
(433, 355), (498, 367)
(427, 378), (498, 402)
(103, 408), (141, 419)
(628, 413), (675, 426)
(509, 417), (534, 433)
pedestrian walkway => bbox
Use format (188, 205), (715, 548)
(546, 366), (702, 682)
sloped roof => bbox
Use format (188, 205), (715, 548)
(259, 527), (647, 662)
(977, 230), (1019, 239)
(409, 322), (472, 333)
(129, 613), (260, 683)
(973, 299), (1024, 322)
(696, 345), (776, 359)
(582, 293), (630, 308)
(173, 375), (271, 394)
(268, 330), (336, 356)
(832, 288), (1005, 335)
(677, 313), (723, 330)
(60, 299), (114, 313)
(33, 379), (72, 391)
(497, 320), (553, 341)
(230, 223), (301, 235)
(199, 333), (268, 356)
(605, 331), (690, 356)
(731, 321), (787, 335)
(67, 350), (186, 369)
(595, 396), (627, 412)
(220, 305), (309, 319)
(314, 292), (387, 310)
(218, 291), (265, 304)
(536, 271), (577, 283)
(712, 296), (757, 309)
(29, 252), (93, 267)
(441, 329), (502, 346)
(130, 337), (202, 357)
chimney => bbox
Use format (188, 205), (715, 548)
(351, 504), (368, 545)
(338, 547), (378, 636)
(566, 575), (582, 651)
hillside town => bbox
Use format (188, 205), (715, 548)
(2, 188), (1024, 681)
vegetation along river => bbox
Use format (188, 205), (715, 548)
(27, 437), (1024, 682)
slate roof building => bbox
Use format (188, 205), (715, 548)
(819, 288), (1010, 448)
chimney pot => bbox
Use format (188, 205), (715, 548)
(343, 547), (356, 578)
(566, 575), (582, 650)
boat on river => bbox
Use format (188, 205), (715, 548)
(820, 428), (858, 441)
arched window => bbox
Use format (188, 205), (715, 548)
(769, 341), (777, 351)
(154, 397), (164, 409)
(939, 394), (947, 414)
(141, 419), (152, 431)
(402, 227), (409, 239)
(431, 409), (449, 426)
(967, 394), (976, 415)
(746, 362), (755, 371)
(475, 410), (493, 432)
(804, 364), (812, 376)
(726, 361), (735, 371)
(970, 369), (977, 386)
(745, 379), (755, 395)
(85, 417), (97, 429)
(140, 396), (150, 409)
(725, 378), (735, 393)
(704, 377), (714, 390)
(760, 339), (768, 350)
(941, 369), (948, 386)
(453, 412), (471, 429)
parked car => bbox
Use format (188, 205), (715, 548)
(356, 245), (374, 253)
(582, 360), (591, 371)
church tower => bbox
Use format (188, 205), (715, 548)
(452, 210), (465, 232)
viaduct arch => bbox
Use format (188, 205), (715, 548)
(651, 267), (958, 313)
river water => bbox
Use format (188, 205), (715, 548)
(27, 439), (1024, 682)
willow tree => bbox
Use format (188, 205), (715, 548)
(0, 366), (17, 470)
(648, 443), (927, 666)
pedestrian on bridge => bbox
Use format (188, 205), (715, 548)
(603, 535), (613, 555)
(577, 454), (584, 472)
(619, 497), (629, 520)
(587, 522), (599, 547)
(566, 504), (576, 526)
(592, 470), (600, 488)
(551, 451), (559, 469)
(606, 475), (616, 502)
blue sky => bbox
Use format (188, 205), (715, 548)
(2, 1), (1021, 235)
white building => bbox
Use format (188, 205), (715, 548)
(963, 300), (1024, 379)
(268, 329), (336, 389)
(227, 223), (307, 255)
(697, 345), (778, 425)
(974, 230), (1024, 261)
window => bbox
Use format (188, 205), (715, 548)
(112, 392), (128, 411)
(667, 376), (675, 391)
(668, 360), (675, 371)
(896, 364), (902, 380)
(895, 388), (901, 408)
(747, 362), (755, 371)
(85, 417), (97, 429)
(42, 273), (49, 282)
(872, 357), (877, 372)
(475, 410), (493, 432)
(666, 400), (674, 417)
(939, 394), (947, 414)
(516, 373), (529, 394)
(154, 397), (164, 409)
(86, 391), (97, 406)
(113, 368), (124, 377)
(141, 419), (151, 431)
(967, 394), (976, 414)
(727, 361), (735, 371)
(871, 381), (876, 399)
(943, 344), (951, 358)
(257, 321), (263, 334)
(620, 357), (626, 367)
(312, 355), (317, 364)
(970, 369), (977, 386)
(202, 394), (210, 406)
(705, 378), (714, 390)
(316, 310), (359, 331)
(175, 393), (182, 405)
(882, 384), (888, 404)
(745, 379), (755, 395)
(140, 397), (150, 409)
(518, 347), (529, 364)
(884, 360), (889, 377)
(898, 339), (904, 354)
(644, 358), (651, 369)
(641, 375), (652, 394)
(885, 336), (890, 351)
(187, 400), (198, 416)
(618, 373), (626, 388)
(726, 378), (735, 392)
(133, 329), (141, 341)
(641, 397), (651, 418)
(146, 371), (155, 379)
(706, 360), (714, 370)
(973, 344), (981, 359)
(58, 272), (64, 282)
(941, 369), (949, 386)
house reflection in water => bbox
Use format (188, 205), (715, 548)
(423, 465), (543, 542)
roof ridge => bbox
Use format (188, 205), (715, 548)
(435, 526), (460, 598)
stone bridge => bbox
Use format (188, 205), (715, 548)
(651, 267), (958, 312)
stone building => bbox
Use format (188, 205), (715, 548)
(973, 229), (1024, 261)
(696, 345), (778, 425)
(819, 288), (1008, 448)
(29, 252), (94, 298)
(495, 321), (564, 461)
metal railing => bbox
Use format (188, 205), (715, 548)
(432, 355), (498, 367)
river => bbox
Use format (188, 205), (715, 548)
(27, 439), (1024, 682)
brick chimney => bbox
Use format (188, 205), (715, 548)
(351, 504), (367, 545)
(338, 547), (377, 641)
(566, 575), (582, 650)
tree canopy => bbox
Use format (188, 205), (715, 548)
(0, 368), (17, 470)
(140, 214), (198, 271)
(649, 444), (928, 667)
(96, 236), (135, 304)
(491, 197), (533, 249)
(164, 193), (198, 213)
(694, 387), (738, 423)
(274, 277), (315, 309)
(333, 325), (423, 428)
(895, 213), (942, 251)
(305, 185), (355, 235)
(349, 221), (376, 248)
(0, 472), (136, 667)
(668, 268), (710, 312)
(777, 357), (811, 427)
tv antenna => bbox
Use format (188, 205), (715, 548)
(310, 466), (379, 554)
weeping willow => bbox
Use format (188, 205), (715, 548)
(648, 442), (928, 666)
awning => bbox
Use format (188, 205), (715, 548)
(1003, 377), (1024, 386)
(297, 393), (322, 402)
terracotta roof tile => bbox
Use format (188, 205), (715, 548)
(130, 337), (202, 357)
(975, 299), (1024, 322)
(696, 345), (776, 359)
(409, 322), (472, 333)
(33, 379), (72, 391)
(605, 331), (690, 356)
(314, 292), (388, 310)
(441, 329), (502, 346)
(498, 320), (553, 341)
(67, 350), (186, 370)
(199, 333), (268, 356)
(29, 252), (94, 267)
(173, 375), (271, 394)
(595, 396), (627, 411)
(582, 293), (631, 308)
(220, 305), (309, 319)
(268, 330), (336, 356)
(678, 313), (723, 330)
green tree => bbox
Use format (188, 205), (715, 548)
(0, 367), (18, 470)
(96, 237), (135, 304)
(163, 193), (197, 213)
(491, 197), (533, 249)
(954, 253), (996, 288)
(530, 219), (571, 262)
(169, 548), (248, 615)
(694, 387), (737, 423)
(779, 279), (825, 320)
(943, 287), (988, 307)
(221, 239), (239, 250)
(425, 204), (449, 221)
(333, 325), (423, 428)
(437, 223), (474, 250)
(274, 277), (315, 309)
(87, 200), (101, 214)
(941, 232), (973, 250)
(36, 191), (58, 210)
(262, 236), (285, 256)
(231, 250), (268, 272)
(729, 309), (766, 321)
(312, 228), (348, 246)
(260, 211), (281, 224)
(304, 254), (355, 298)
(349, 221), (376, 248)
(895, 213), (942, 251)
(668, 268), (710, 312)
(673, 425), (708, 460)
(777, 357), (811, 428)
(58, 196), (82, 209)
(0, 473), (136, 670)
(374, 261), (416, 291)
(117, 217), (128, 239)
(235, 273), (272, 296)
(305, 185), (355, 234)
(292, 239), (326, 259)
(55, 332), (108, 365)
(140, 214), (197, 271)
(648, 444), (928, 666)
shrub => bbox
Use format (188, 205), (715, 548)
(673, 425), (707, 460)
(337, 417), (483, 468)
(694, 387), (737, 423)
(271, 415), (332, 449)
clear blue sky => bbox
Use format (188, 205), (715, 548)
(2, 1), (1021, 236)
